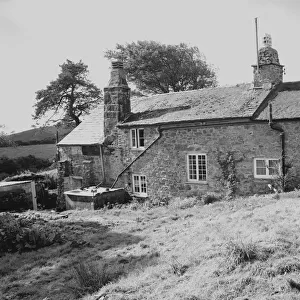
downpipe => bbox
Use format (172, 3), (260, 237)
(268, 103), (285, 189)
(110, 126), (162, 189)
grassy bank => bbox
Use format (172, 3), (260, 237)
(1, 193), (300, 299)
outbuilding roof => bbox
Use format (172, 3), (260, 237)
(57, 105), (104, 146)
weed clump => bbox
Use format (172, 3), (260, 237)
(168, 257), (189, 276)
(202, 192), (222, 205)
(224, 239), (268, 271)
(169, 197), (200, 209)
(70, 262), (123, 297)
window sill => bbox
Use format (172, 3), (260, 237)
(185, 181), (208, 185)
(132, 193), (148, 198)
(131, 148), (145, 151)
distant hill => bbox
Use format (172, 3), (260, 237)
(7, 126), (73, 146)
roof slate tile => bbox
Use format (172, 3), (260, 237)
(58, 84), (271, 145)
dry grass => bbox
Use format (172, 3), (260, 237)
(2, 192), (300, 299)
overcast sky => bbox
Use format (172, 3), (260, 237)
(1, 0), (299, 133)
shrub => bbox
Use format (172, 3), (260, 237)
(0, 155), (51, 177)
(271, 161), (300, 192)
(0, 212), (62, 254)
(217, 151), (240, 199)
(202, 192), (222, 205)
(15, 223), (62, 251)
(43, 173), (57, 189)
(0, 212), (21, 253)
(70, 262), (123, 297)
(0, 189), (32, 212)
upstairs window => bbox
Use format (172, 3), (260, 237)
(254, 158), (280, 179)
(131, 128), (145, 149)
(132, 174), (147, 197)
(82, 145), (100, 156)
(187, 154), (207, 182)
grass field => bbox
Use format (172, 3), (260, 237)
(2, 193), (300, 299)
(0, 144), (56, 160)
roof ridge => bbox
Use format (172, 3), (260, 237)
(132, 83), (253, 101)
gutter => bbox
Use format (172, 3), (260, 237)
(110, 126), (162, 188)
(268, 103), (285, 188)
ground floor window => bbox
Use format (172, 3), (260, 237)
(254, 158), (280, 178)
(132, 174), (147, 197)
(187, 154), (207, 182)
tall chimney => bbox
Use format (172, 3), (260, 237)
(103, 61), (131, 137)
(252, 34), (284, 88)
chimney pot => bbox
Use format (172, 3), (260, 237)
(111, 61), (124, 69)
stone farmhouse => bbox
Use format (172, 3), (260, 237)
(57, 35), (300, 200)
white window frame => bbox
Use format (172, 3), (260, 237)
(254, 158), (280, 179)
(132, 174), (147, 197)
(130, 128), (145, 149)
(187, 153), (207, 183)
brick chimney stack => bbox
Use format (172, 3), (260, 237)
(104, 61), (131, 137)
(252, 34), (284, 88)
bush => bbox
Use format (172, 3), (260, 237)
(0, 189), (32, 212)
(0, 155), (51, 177)
(43, 174), (57, 189)
(0, 212), (62, 254)
(0, 212), (21, 253)
(202, 192), (222, 205)
(16, 223), (62, 251)
(70, 262), (123, 297)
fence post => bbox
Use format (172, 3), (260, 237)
(30, 181), (37, 211)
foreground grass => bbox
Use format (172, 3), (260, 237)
(2, 192), (300, 299)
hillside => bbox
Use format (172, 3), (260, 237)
(7, 126), (72, 145)
(2, 193), (300, 299)
(0, 144), (57, 160)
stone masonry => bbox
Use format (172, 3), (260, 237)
(252, 34), (284, 87)
(115, 121), (300, 198)
(104, 61), (130, 137)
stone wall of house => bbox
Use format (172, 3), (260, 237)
(57, 120), (300, 199)
(58, 146), (103, 186)
(117, 121), (300, 198)
(102, 146), (125, 187)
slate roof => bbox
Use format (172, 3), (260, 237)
(256, 82), (300, 120)
(57, 104), (104, 145)
(58, 84), (272, 145)
(121, 84), (271, 126)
